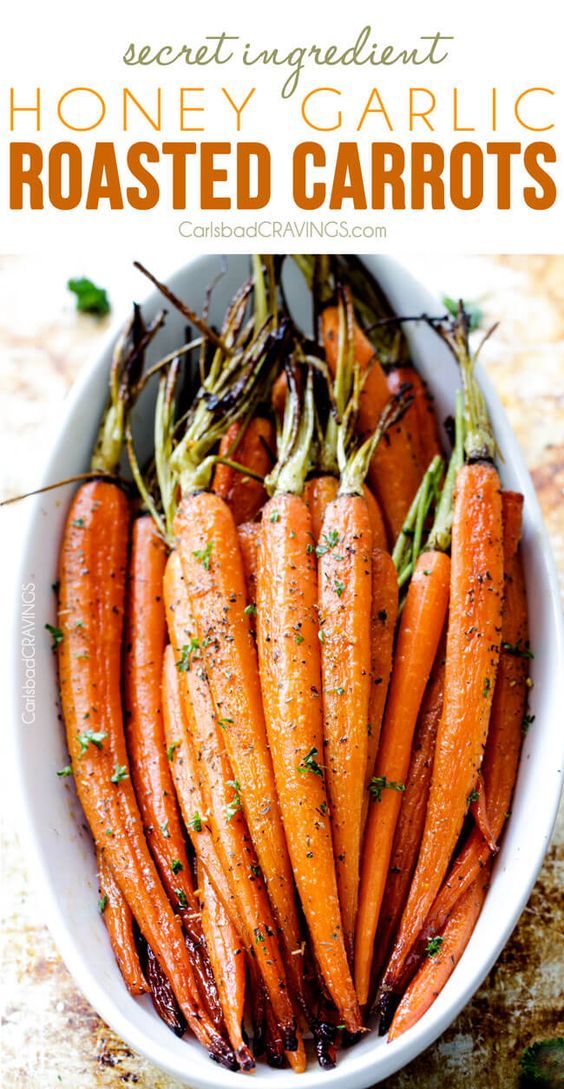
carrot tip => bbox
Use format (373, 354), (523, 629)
(209, 1039), (239, 1071)
(377, 991), (400, 1036)
(236, 1044), (256, 1072)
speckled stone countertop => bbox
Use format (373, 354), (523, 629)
(1, 254), (562, 1089)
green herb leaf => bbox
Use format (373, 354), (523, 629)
(369, 776), (405, 802)
(318, 629), (326, 644)
(226, 780), (242, 822)
(77, 729), (107, 756)
(176, 888), (188, 908)
(522, 713), (535, 734)
(425, 935), (444, 957)
(98, 894), (108, 914)
(160, 820), (170, 838)
(520, 1037), (564, 1087)
(72, 517), (85, 528)
(254, 927), (265, 944)
(250, 864), (261, 878)
(467, 789), (480, 805)
(193, 540), (213, 571)
(298, 747), (323, 778)
(482, 677), (491, 698)
(68, 277), (110, 316)
(110, 764), (129, 784)
(294, 632), (304, 645)
(245, 603), (257, 617)
(171, 858), (183, 875)
(502, 640), (534, 659)
(218, 717), (233, 731)
(45, 623), (63, 649)
(442, 295), (483, 331)
(167, 740), (181, 762)
(57, 765), (73, 778)
(316, 529), (340, 557)
(176, 637), (200, 672)
(333, 578), (345, 598)
(269, 510), (280, 523)
(188, 811), (202, 833)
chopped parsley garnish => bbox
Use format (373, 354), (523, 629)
(318, 629), (326, 644)
(110, 764), (129, 784)
(57, 765), (73, 778)
(425, 935), (444, 957)
(269, 510), (280, 523)
(369, 776), (405, 802)
(245, 603), (257, 616)
(176, 637), (200, 672)
(250, 864), (261, 878)
(316, 529), (340, 557)
(72, 518), (85, 528)
(522, 713), (535, 734)
(160, 820), (171, 838)
(45, 623), (63, 649)
(171, 859), (183, 875)
(226, 780), (242, 822)
(176, 889), (188, 908)
(167, 740), (181, 762)
(482, 677), (491, 698)
(298, 747), (323, 778)
(98, 894), (108, 914)
(333, 578), (345, 598)
(188, 811), (202, 832)
(467, 789), (480, 805)
(68, 277), (110, 316)
(218, 717), (233, 730)
(295, 632), (304, 645)
(327, 686), (345, 695)
(254, 927), (265, 944)
(306, 543), (315, 554)
(193, 540), (213, 571)
(502, 641), (534, 659)
(77, 729), (107, 756)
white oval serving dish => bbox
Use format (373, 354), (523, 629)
(10, 255), (564, 1088)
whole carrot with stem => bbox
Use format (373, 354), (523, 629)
(379, 310), (505, 1022)
(387, 863), (491, 1041)
(317, 393), (409, 958)
(55, 313), (236, 1069)
(256, 366), (362, 1033)
(391, 491), (528, 998)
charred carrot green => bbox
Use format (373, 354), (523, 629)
(379, 312), (504, 1015)
(213, 416), (274, 525)
(163, 551), (298, 1049)
(97, 850), (147, 996)
(256, 369), (362, 1033)
(198, 861), (254, 1071)
(387, 863), (491, 1041)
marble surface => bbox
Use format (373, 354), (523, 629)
(0, 254), (562, 1089)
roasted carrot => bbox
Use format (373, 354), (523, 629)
(387, 864), (491, 1041)
(97, 850), (147, 996)
(137, 935), (187, 1037)
(162, 645), (244, 936)
(398, 492), (528, 980)
(57, 482), (236, 1069)
(237, 521), (260, 626)
(354, 548), (450, 1004)
(371, 635), (446, 983)
(322, 306), (421, 540)
(379, 317), (504, 1012)
(163, 552), (298, 1049)
(468, 775), (497, 853)
(317, 492), (373, 959)
(212, 416), (275, 525)
(173, 499), (305, 1011)
(124, 516), (200, 929)
(255, 370), (362, 1033)
(362, 548), (400, 822)
(198, 861), (254, 1071)
(388, 366), (443, 474)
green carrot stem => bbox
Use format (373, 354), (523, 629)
(267, 367), (315, 497)
(426, 389), (465, 553)
(338, 390), (412, 497)
(392, 455), (444, 579)
(211, 456), (265, 484)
